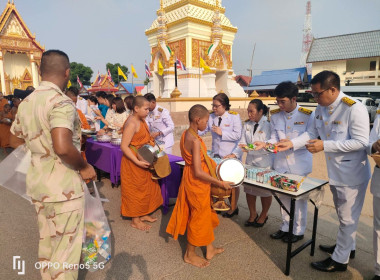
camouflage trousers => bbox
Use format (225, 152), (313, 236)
(33, 197), (84, 280)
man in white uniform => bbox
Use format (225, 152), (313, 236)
(256, 81), (314, 243)
(279, 71), (371, 272)
(370, 108), (380, 280)
(144, 93), (174, 154)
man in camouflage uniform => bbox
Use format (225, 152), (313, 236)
(10, 50), (96, 280)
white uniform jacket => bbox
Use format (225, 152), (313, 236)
(232, 116), (273, 168)
(303, 92), (371, 186)
(145, 105), (175, 149)
(199, 111), (242, 158)
(268, 105), (314, 176)
(369, 111), (380, 196)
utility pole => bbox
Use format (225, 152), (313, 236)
(247, 43), (256, 78)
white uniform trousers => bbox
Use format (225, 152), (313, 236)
(330, 181), (369, 264)
(374, 195), (380, 276)
(280, 197), (308, 235)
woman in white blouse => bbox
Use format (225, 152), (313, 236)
(97, 96), (128, 132)
(226, 99), (273, 227)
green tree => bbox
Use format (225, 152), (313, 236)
(69, 62), (93, 87)
(144, 77), (150, 85)
(106, 63), (129, 83)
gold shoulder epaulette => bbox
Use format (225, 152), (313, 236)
(79, 97), (83, 100)
(209, 110), (214, 114)
(244, 119), (250, 122)
(270, 108), (280, 115)
(342, 97), (356, 107)
(298, 107), (312, 115)
(228, 110), (238, 115)
(377, 109), (380, 114)
(158, 107), (163, 112)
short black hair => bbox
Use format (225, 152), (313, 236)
(95, 91), (107, 99)
(88, 96), (98, 105)
(112, 97), (126, 114)
(213, 92), (231, 110)
(66, 86), (79, 96)
(40, 50), (70, 76)
(144, 93), (156, 102)
(274, 81), (298, 99)
(311, 70), (340, 91)
(124, 95), (135, 111)
(249, 99), (268, 115)
(189, 104), (209, 122)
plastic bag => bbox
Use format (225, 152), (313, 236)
(81, 181), (112, 272)
(0, 145), (31, 202)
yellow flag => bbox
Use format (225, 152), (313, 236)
(118, 66), (127, 81)
(67, 80), (72, 88)
(158, 60), (164, 76)
(200, 57), (212, 73)
(131, 65), (138, 78)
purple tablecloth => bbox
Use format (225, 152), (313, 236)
(85, 138), (182, 214)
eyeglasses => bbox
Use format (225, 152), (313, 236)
(211, 104), (222, 108)
(311, 88), (330, 98)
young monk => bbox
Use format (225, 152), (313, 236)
(120, 96), (163, 231)
(166, 104), (232, 268)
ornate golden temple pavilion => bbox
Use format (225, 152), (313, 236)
(0, 1), (44, 95)
(145, 0), (246, 98)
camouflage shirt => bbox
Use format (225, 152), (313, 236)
(10, 81), (83, 202)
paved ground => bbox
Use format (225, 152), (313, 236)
(0, 137), (377, 280)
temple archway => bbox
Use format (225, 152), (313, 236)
(214, 49), (228, 94)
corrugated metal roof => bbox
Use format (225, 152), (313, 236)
(119, 82), (144, 93)
(307, 30), (380, 63)
(244, 85), (277, 91)
(250, 72), (301, 87)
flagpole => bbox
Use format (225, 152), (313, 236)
(174, 60), (178, 89)
(132, 64), (134, 95)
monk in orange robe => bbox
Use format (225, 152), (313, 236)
(120, 96), (163, 231)
(0, 92), (8, 112)
(166, 104), (232, 268)
(0, 104), (14, 148)
(77, 108), (91, 130)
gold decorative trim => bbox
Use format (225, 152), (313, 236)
(178, 73), (201, 79)
(145, 17), (237, 36)
(163, 0), (226, 14)
(0, 3), (44, 52)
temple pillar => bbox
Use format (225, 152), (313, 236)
(0, 51), (6, 94)
(162, 70), (175, 98)
(203, 70), (217, 97)
(30, 53), (39, 87)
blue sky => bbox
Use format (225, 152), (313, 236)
(13, 0), (380, 81)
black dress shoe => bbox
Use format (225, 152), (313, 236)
(244, 214), (258, 227)
(311, 257), (347, 272)
(372, 275), (380, 280)
(252, 217), (268, 228)
(222, 207), (239, 218)
(270, 230), (288, 239)
(319, 244), (355, 259)
(282, 234), (304, 243)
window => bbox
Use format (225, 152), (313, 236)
(370, 61), (376, 71)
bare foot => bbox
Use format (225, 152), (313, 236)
(131, 218), (151, 231)
(206, 244), (224, 260)
(140, 215), (157, 223)
(184, 250), (210, 268)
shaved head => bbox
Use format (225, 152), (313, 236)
(40, 50), (70, 77)
(189, 104), (209, 122)
(132, 96), (148, 111)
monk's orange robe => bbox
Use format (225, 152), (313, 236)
(166, 130), (219, 247)
(120, 120), (163, 217)
(0, 111), (12, 148)
(77, 109), (91, 130)
(0, 98), (8, 112)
